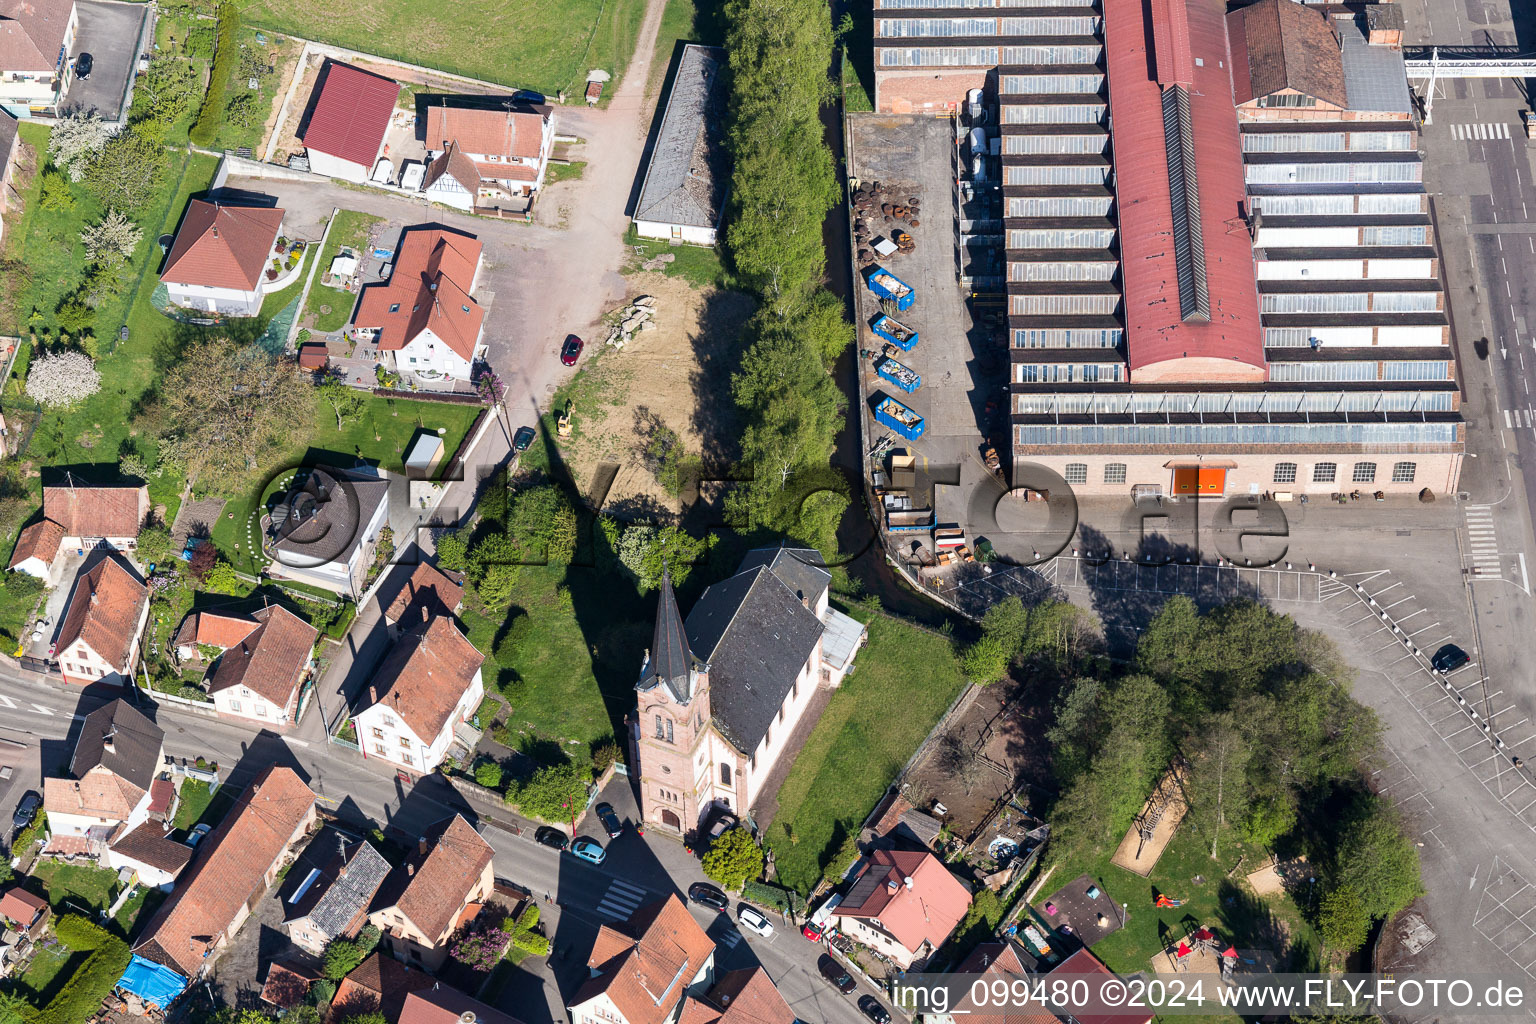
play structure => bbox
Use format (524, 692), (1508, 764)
(1110, 761), (1190, 876)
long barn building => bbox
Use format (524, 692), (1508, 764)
(872, 0), (1463, 498)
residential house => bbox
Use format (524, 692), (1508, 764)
(379, 560), (463, 637)
(0, 0), (78, 115)
(203, 605), (319, 726)
(1048, 949), (1152, 1024)
(353, 228), (486, 384)
(8, 479), (149, 583)
(159, 199), (287, 317)
(569, 894), (716, 1024)
(929, 942), (1060, 1024)
(52, 555), (150, 686)
(172, 609), (265, 662)
(0, 887), (47, 936)
(0, 110), (19, 246)
(301, 61), (399, 182)
(633, 45), (728, 245)
(400, 984), (527, 1024)
(677, 967), (796, 1024)
(352, 615), (484, 774)
(133, 766), (317, 980)
(280, 825), (391, 955)
(43, 697), (163, 851)
(831, 848), (972, 969)
(423, 102), (554, 211)
(366, 814), (494, 971)
(265, 466), (391, 600)
(331, 951), (435, 1022)
(632, 547), (866, 833)
(260, 961), (319, 1012)
(104, 823), (194, 891)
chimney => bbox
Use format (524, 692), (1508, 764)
(101, 729), (116, 754)
(421, 605), (429, 624)
(903, 876), (913, 890)
(418, 836), (429, 857)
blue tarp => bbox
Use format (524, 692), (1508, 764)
(118, 955), (188, 1008)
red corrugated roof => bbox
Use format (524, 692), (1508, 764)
(1104, 0), (1266, 382)
(302, 62), (400, 167)
(1150, 0), (1193, 86)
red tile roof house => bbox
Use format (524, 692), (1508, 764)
(831, 848), (973, 970)
(379, 560), (464, 638)
(1048, 949), (1152, 1024)
(365, 814), (494, 972)
(353, 227), (486, 386)
(159, 199), (288, 317)
(569, 894), (717, 1024)
(331, 950), (435, 1022)
(52, 555), (151, 687)
(133, 766), (317, 981)
(422, 103), (555, 212)
(8, 480), (149, 584)
(43, 698), (164, 855)
(0, 0), (79, 116)
(0, 887), (49, 937)
(103, 822), (194, 891)
(676, 967), (796, 1024)
(300, 61), (400, 183)
(192, 605), (320, 727)
(400, 983), (528, 1024)
(929, 942), (1062, 1024)
(352, 614), (484, 774)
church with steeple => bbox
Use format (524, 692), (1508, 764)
(630, 547), (868, 835)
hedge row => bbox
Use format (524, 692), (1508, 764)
(188, 3), (241, 146)
(29, 916), (131, 1024)
(742, 880), (801, 916)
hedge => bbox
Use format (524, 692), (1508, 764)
(188, 3), (241, 146)
(742, 880), (801, 916)
(511, 930), (550, 957)
(28, 916), (130, 1024)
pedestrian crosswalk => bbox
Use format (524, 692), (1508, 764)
(1466, 504), (1501, 575)
(717, 929), (743, 949)
(1451, 122), (1512, 141)
(593, 878), (649, 921)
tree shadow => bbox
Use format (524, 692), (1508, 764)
(684, 288), (755, 465)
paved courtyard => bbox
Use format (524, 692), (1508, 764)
(66, 1), (149, 120)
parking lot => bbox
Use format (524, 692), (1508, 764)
(66, 1), (150, 120)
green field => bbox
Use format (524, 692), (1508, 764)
(765, 607), (968, 892)
(243, 0), (648, 99)
(31, 861), (120, 913)
(302, 210), (382, 333)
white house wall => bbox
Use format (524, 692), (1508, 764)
(635, 219), (716, 246)
(307, 150), (370, 184)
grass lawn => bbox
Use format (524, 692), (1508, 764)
(622, 225), (733, 290)
(113, 887), (167, 940)
(258, 242), (315, 318)
(764, 606), (968, 893)
(302, 210), (383, 333)
(1046, 827), (1321, 977)
(648, 0), (726, 95)
(172, 779), (215, 830)
(208, 395), (481, 573)
(31, 861), (120, 913)
(244, 0), (648, 99)
(0, 576), (44, 648)
(546, 161), (587, 186)
(13, 941), (72, 1000)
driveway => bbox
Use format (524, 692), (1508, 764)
(66, 1), (149, 121)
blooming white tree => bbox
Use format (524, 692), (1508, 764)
(81, 209), (143, 267)
(46, 113), (112, 182)
(25, 349), (101, 407)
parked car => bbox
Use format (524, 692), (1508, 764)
(858, 996), (891, 1024)
(706, 811), (739, 844)
(818, 954), (856, 994)
(10, 791), (39, 830)
(75, 53), (92, 80)
(1431, 643), (1471, 673)
(570, 836), (606, 865)
(534, 826), (569, 852)
(513, 425), (537, 452)
(560, 334), (584, 366)
(513, 89), (546, 105)
(184, 823), (212, 849)
(737, 904), (774, 937)
(688, 882), (729, 913)
(595, 802), (623, 839)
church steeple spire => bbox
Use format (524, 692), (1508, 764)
(640, 568), (694, 701)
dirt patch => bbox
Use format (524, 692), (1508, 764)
(560, 273), (754, 516)
(1245, 855), (1311, 898)
(1111, 765), (1190, 877)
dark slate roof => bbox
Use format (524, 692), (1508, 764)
(281, 827), (391, 938)
(634, 44), (729, 230)
(735, 546), (831, 607)
(638, 572), (699, 702)
(270, 467), (390, 566)
(72, 699), (162, 791)
(685, 566), (823, 754)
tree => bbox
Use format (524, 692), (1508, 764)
(39, 171), (75, 211)
(0, 990), (27, 1024)
(510, 763), (590, 822)
(317, 379), (365, 429)
(1333, 799), (1423, 921)
(47, 111), (111, 181)
(81, 209), (143, 268)
(203, 560), (240, 594)
(82, 130), (170, 214)
(187, 541), (218, 582)
(823, 832), (861, 884)
(477, 564), (522, 609)
(506, 484), (578, 563)
(960, 632), (1012, 685)
(137, 56), (200, 122)
(224, 91), (260, 129)
(474, 757), (503, 790)
(334, 1014), (386, 1024)
(322, 931), (372, 980)
(25, 348), (100, 407)
(449, 924), (511, 972)
(1186, 711), (1251, 860)
(155, 340), (312, 488)
(702, 826), (765, 890)
(55, 294), (95, 334)
(136, 522), (173, 564)
(614, 523), (711, 591)
(435, 529), (470, 572)
(1317, 885), (1370, 960)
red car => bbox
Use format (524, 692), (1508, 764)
(560, 334), (584, 366)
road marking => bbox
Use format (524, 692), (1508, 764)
(1466, 506), (1503, 575)
(0, 695), (16, 709)
(593, 878), (650, 920)
(1507, 409), (1514, 429)
(29, 704), (51, 716)
(1453, 122), (1513, 140)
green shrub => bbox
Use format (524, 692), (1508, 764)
(702, 828), (765, 891)
(32, 916), (130, 1024)
(473, 758), (503, 790)
(189, 4), (242, 146)
(511, 930), (550, 957)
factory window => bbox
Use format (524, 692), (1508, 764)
(1392, 462), (1417, 483)
(1103, 463), (1127, 484)
(1274, 463), (1297, 484)
(1004, 133), (1105, 156)
(1256, 92), (1318, 108)
(1363, 226), (1428, 246)
(999, 15), (1100, 33)
(878, 45), (998, 66)
(1352, 462), (1377, 483)
(876, 17), (998, 36)
(1000, 44), (1101, 63)
(1313, 463), (1337, 483)
(1064, 464), (1087, 484)
(1002, 103), (1105, 125)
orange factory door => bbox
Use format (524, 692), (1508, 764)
(1172, 467), (1227, 495)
